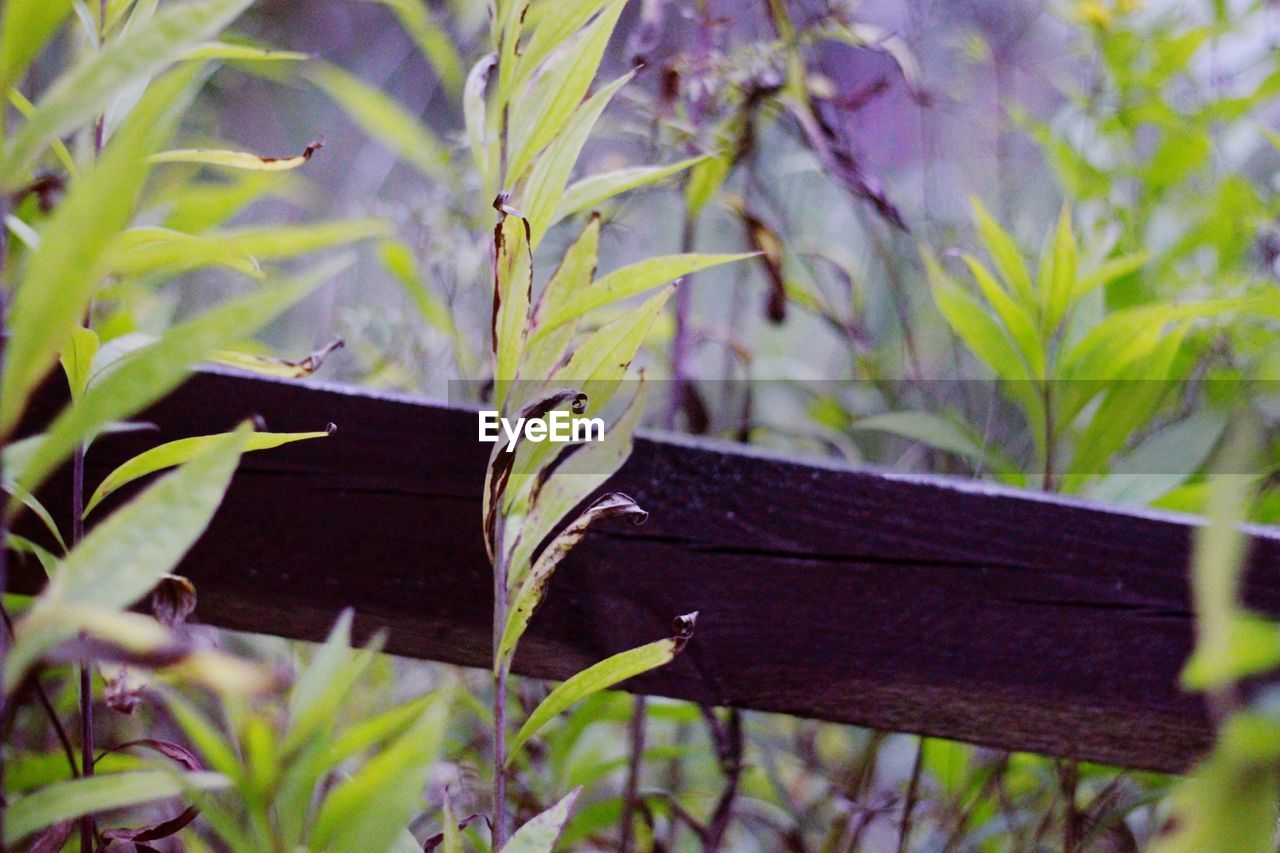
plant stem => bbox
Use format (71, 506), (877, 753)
(0, 196), (9, 848)
(619, 695), (647, 852)
(73, 445), (95, 853)
(666, 210), (698, 430)
(492, 519), (508, 848)
(897, 737), (925, 853)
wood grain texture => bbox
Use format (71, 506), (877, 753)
(13, 369), (1280, 773)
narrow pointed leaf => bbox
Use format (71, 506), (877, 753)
(553, 157), (706, 227)
(970, 196), (1033, 307)
(501, 788), (582, 853)
(147, 139), (323, 171)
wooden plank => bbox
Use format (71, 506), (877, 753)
(12, 369), (1280, 772)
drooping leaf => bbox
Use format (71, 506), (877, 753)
(7, 427), (250, 689)
(553, 157), (706, 227)
(0, 65), (201, 439)
(500, 788), (582, 853)
(499, 493), (647, 671)
(85, 428), (331, 516)
(507, 613), (696, 761)
(309, 62), (449, 180)
(147, 139), (323, 171)
(4, 771), (230, 846)
(210, 338), (344, 379)
(0, 0), (253, 187)
(13, 258), (343, 501)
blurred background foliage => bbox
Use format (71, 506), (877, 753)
(5, 0), (1280, 849)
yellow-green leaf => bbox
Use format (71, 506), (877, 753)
(183, 41), (312, 62)
(60, 326), (100, 402)
(553, 157), (706, 227)
(148, 139), (323, 171)
(970, 195), (1034, 308)
(85, 428), (331, 516)
(501, 788), (582, 853)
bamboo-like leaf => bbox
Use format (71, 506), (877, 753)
(182, 41), (312, 62)
(0, 0), (253, 188)
(5, 88), (77, 178)
(7, 426), (250, 690)
(970, 196), (1034, 308)
(925, 252), (1029, 383)
(197, 219), (390, 260)
(5, 771), (230, 846)
(551, 287), (671, 412)
(13, 258), (343, 501)
(163, 171), (298, 233)
(505, 0), (627, 183)
(507, 613), (696, 761)
(1039, 204), (1077, 334)
(533, 253), (753, 341)
(500, 788), (582, 853)
(309, 697), (449, 852)
(499, 493), (647, 672)
(441, 791), (465, 853)
(493, 210), (533, 408)
(103, 226), (262, 278)
(522, 71), (632, 245)
(851, 410), (996, 466)
(960, 254), (1044, 378)
(60, 326), (100, 402)
(0, 65), (200, 439)
(1072, 251), (1149, 300)
(0, 0), (72, 97)
(86, 428), (331, 516)
(521, 216), (601, 381)
(511, 0), (614, 94)
(553, 157), (706, 227)
(309, 62), (449, 180)
(148, 139), (323, 171)
(464, 52), (497, 193)
(379, 239), (455, 335)
(368, 0), (464, 95)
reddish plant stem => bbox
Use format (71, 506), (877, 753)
(619, 695), (647, 852)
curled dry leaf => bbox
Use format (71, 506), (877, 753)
(97, 739), (204, 847)
(149, 574), (196, 629)
(211, 337), (344, 379)
(147, 137), (324, 171)
(483, 387), (588, 561)
(498, 492), (648, 672)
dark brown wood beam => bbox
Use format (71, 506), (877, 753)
(12, 369), (1280, 772)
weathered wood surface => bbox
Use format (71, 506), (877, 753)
(13, 369), (1280, 773)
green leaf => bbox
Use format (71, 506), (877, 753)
(1038, 204), (1077, 334)
(7, 426), (250, 690)
(60, 326), (100, 402)
(379, 239), (455, 335)
(0, 0), (72, 97)
(1091, 411), (1227, 506)
(924, 251), (1029, 382)
(521, 216), (600, 381)
(368, 0), (465, 95)
(499, 493), (647, 672)
(86, 429), (331, 516)
(970, 196), (1033, 307)
(851, 410), (994, 466)
(5, 771), (230, 846)
(960, 254), (1044, 378)
(0, 0), (254, 188)
(521, 71), (632, 246)
(512, 0), (613, 95)
(14, 258), (342, 501)
(551, 286), (671, 412)
(309, 62), (449, 180)
(1073, 252), (1149, 301)
(507, 616), (694, 761)
(501, 788), (582, 853)
(286, 609), (356, 745)
(147, 140), (322, 171)
(309, 697), (448, 852)
(463, 53), (497, 194)
(0, 64), (200, 439)
(494, 212), (534, 409)
(441, 790), (465, 853)
(103, 226), (262, 279)
(532, 253), (754, 341)
(553, 157), (706, 227)
(182, 41), (312, 62)
(505, 0), (627, 183)
(204, 219), (391, 260)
